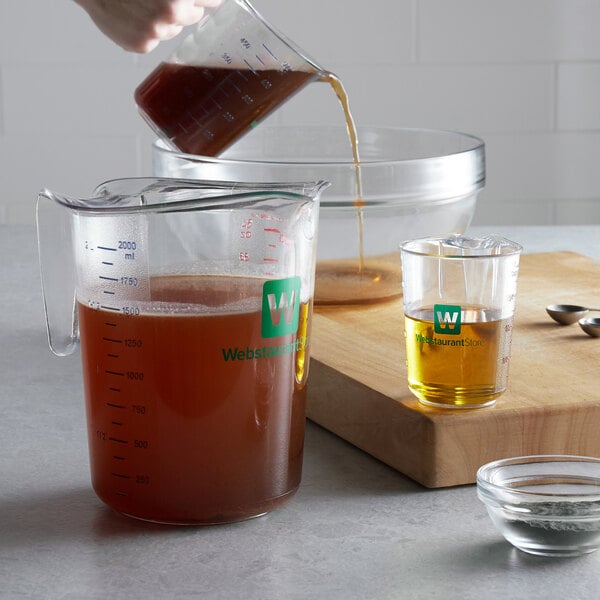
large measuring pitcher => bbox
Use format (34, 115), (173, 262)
(37, 177), (327, 525)
(135, 0), (326, 156)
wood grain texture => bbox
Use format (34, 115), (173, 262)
(306, 252), (600, 488)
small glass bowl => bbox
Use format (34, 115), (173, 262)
(477, 455), (600, 557)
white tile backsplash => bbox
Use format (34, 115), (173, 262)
(555, 199), (600, 224)
(1, 0), (600, 225)
(473, 196), (555, 227)
(558, 63), (600, 130)
(0, 0), (133, 65)
(3, 64), (142, 136)
(418, 0), (600, 63)
(251, 0), (415, 67)
(0, 133), (139, 224)
(275, 63), (555, 134)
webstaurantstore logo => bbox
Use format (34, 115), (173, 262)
(261, 276), (301, 338)
(221, 276), (303, 363)
(434, 304), (462, 335)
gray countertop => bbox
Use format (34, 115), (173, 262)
(2, 224), (600, 600)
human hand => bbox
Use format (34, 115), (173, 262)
(74, 0), (222, 53)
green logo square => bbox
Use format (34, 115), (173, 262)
(434, 304), (462, 335)
(261, 277), (302, 338)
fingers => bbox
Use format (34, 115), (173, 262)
(171, 5), (206, 27)
(168, 0), (221, 27)
(149, 0), (224, 45)
(75, 0), (223, 53)
(153, 0), (220, 38)
(195, 0), (222, 7)
(153, 21), (185, 41)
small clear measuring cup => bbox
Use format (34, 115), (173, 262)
(400, 235), (522, 409)
(37, 177), (327, 525)
(135, 0), (326, 156)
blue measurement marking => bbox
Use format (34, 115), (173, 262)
(236, 69), (249, 81)
(97, 246), (117, 251)
(102, 261), (114, 266)
(255, 54), (265, 66)
(243, 59), (258, 75)
(103, 290), (115, 295)
(262, 44), (277, 60)
(106, 370), (125, 377)
(109, 437), (128, 444)
(99, 276), (119, 282)
(100, 305), (120, 312)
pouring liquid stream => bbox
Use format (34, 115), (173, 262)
(314, 73), (401, 305)
(319, 72), (365, 275)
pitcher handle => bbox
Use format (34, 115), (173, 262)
(36, 190), (78, 356)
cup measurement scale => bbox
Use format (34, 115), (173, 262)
(77, 214), (155, 506)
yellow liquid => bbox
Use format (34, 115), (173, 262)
(404, 307), (512, 408)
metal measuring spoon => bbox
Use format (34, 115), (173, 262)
(579, 317), (600, 337)
(546, 304), (600, 325)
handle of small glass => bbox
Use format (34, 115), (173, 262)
(36, 190), (78, 356)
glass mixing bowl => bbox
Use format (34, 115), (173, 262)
(477, 455), (600, 557)
(153, 126), (485, 305)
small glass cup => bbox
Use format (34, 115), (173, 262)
(400, 234), (522, 409)
(477, 455), (600, 557)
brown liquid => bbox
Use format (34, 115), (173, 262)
(78, 275), (310, 524)
(135, 63), (317, 156)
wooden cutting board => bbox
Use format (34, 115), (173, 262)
(306, 251), (600, 488)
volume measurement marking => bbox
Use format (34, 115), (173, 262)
(109, 437), (128, 444)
